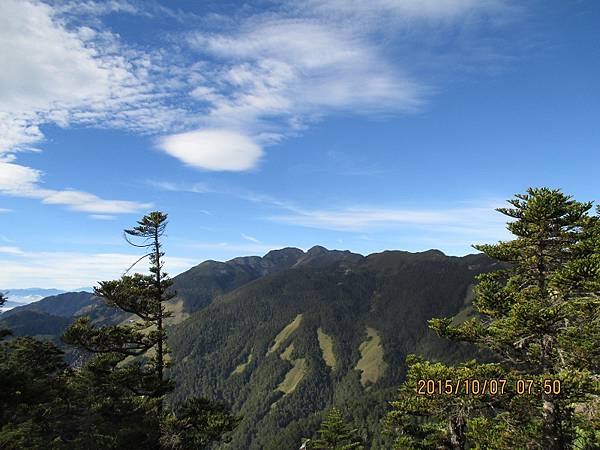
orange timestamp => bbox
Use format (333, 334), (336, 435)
(416, 378), (561, 396)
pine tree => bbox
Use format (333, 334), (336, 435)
(63, 211), (239, 448)
(0, 291), (10, 339)
(308, 407), (364, 450)
(385, 356), (508, 449)
(159, 397), (240, 449)
(64, 212), (175, 413)
(0, 337), (75, 449)
(387, 188), (600, 449)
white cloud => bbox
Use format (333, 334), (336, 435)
(0, 115), (44, 153)
(151, 179), (510, 244)
(170, 18), (423, 171)
(267, 203), (510, 240)
(271, 208), (457, 230)
(0, 0), (197, 158)
(0, 246), (24, 256)
(172, 0), (511, 171)
(0, 0), (189, 213)
(0, 161), (41, 193)
(0, 160), (151, 214)
(299, 0), (505, 20)
(146, 180), (214, 194)
(0, 0), (192, 143)
(0, 1), (110, 115)
(0, 0), (112, 151)
(185, 17), (424, 138)
(41, 190), (151, 214)
(55, 0), (141, 16)
(0, 250), (195, 290)
(0, 0), (517, 190)
(241, 233), (260, 244)
(158, 129), (263, 171)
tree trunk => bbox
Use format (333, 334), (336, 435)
(448, 415), (466, 450)
(542, 400), (567, 450)
(154, 229), (164, 417)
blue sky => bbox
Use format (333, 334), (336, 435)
(0, 0), (598, 289)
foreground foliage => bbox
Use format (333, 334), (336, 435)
(0, 213), (238, 449)
(386, 188), (600, 449)
(307, 407), (364, 449)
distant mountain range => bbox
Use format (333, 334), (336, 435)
(1, 288), (65, 306)
(0, 287), (93, 311)
(0, 246), (499, 449)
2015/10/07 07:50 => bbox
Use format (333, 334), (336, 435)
(416, 378), (562, 396)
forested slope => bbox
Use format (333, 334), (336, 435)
(167, 249), (498, 449)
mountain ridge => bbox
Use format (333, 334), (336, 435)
(165, 248), (496, 448)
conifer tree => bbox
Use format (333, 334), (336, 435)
(0, 337), (75, 449)
(308, 407), (364, 450)
(160, 397), (240, 449)
(64, 212), (174, 413)
(0, 291), (10, 339)
(387, 188), (600, 449)
(385, 356), (508, 449)
(63, 211), (239, 448)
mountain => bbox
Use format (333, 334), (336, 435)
(0, 291), (131, 357)
(2, 291), (99, 319)
(167, 248), (498, 449)
(0, 246), (499, 448)
(0, 300), (26, 312)
(0, 248), (310, 341)
(0, 249), (311, 349)
(172, 247), (306, 312)
(0, 310), (74, 340)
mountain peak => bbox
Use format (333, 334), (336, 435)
(306, 245), (329, 254)
(263, 247), (305, 260)
(294, 245), (363, 268)
(418, 249), (447, 258)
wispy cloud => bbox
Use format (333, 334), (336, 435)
(177, 16), (424, 171)
(149, 179), (299, 212)
(0, 160), (151, 214)
(146, 180), (213, 194)
(241, 233), (260, 244)
(296, 0), (509, 21)
(54, 0), (141, 16)
(268, 204), (508, 236)
(165, 0), (515, 172)
(0, 0), (181, 213)
(151, 179), (510, 244)
(0, 246), (25, 256)
(0, 0), (185, 152)
(0, 0), (518, 219)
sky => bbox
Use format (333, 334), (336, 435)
(0, 0), (598, 289)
